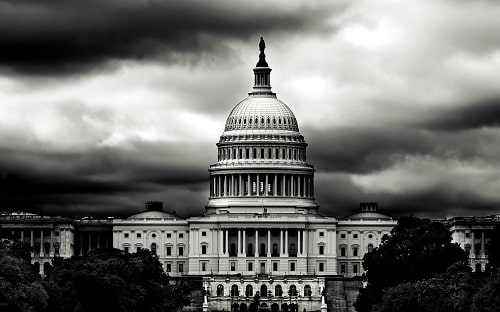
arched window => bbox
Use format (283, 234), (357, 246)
(289, 285), (297, 297)
(367, 244), (374, 253)
(261, 285), (268, 297)
(217, 284), (224, 297)
(246, 285), (253, 297)
(151, 243), (157, 255)
(303, 285), (312, 297)
(231, 285), (239, 297)
(275, 285), (283, 297)
(247, 243), (254, 255)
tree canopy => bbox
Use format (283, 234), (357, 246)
(0, 240), (49, 312)
(45, 248), (192, 312)
(354, 216), (468, 312)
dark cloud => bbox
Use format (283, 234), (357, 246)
(315, 173), (499, 219)
(0, 141), (212, 216)
(421, 98), (500, 130)
(0, 0), (336, 74)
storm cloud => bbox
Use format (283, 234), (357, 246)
(1, 0), (500, 219)
(0, 0), (336, 74)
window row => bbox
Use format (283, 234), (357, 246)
(225, 115), (297, 130)
(123, 232), (185, 239)
(339, 244), (374, 257)
(216, 284), (311, 298)
(339, 232), (374, 239)
(211, 173), (314, 198)
(122, 244), (186, 256)
(339, 262), (361, 275)
(218, 146), (305, 162)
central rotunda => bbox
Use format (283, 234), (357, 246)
(189, 38), (337, 312)
(207, 37), (318, 215)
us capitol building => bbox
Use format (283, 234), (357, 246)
(1, 38), (498, 312)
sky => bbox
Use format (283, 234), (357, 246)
(1, 0), (500, 219)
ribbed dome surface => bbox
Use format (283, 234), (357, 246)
(224, 95), (299, 132)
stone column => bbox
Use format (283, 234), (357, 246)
(218, 176), (222, 197)
(223, 175), (227, 196)
(247, 174), (251, 196)
(88, 233), (92, 252)
(298, 230), (302, 255)
(273, 174), (277, 196)
(30, 230), (34, 248)
(285, 230), (289, 256)
(219, 229), (224, 254)
(50, 230), (53, 256)
(243, 230), (246, 255)
(280, 229), (284, 255)
(267, 230), (271, 256)
(257, 174), (260, 195)
(291, 175), (295, 196)
(20, 230), (24, 243)
(231, 175), (235, 196)
(255, 229), (259, 257)
(97, 233), (101, 249)
(238, 230), (242, 255)
(282, 174), (286, 196)
(225, 230), (229, 255)
(471, 231), (475, 258)
(239, 174), (243, 196)
(265, 174), (269, 196)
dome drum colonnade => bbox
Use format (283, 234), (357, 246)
(207, 37), (317, 211)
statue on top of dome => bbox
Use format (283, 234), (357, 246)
(256, 37), (269, 67)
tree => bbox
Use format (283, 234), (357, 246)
(354, 216), (468, 312)
(45, 248), (192, 312)
(471, 274), (500, 312)
(486, 224), (500, 270)
(0, 239), (49, 312)
(373, 264), (480, 312)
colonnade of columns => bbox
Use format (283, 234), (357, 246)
(218, 228), (307, 257)
(77, 232), (110, 256)
(210, 173), (313, 198)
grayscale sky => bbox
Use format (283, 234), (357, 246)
(1, 0), (500, 218)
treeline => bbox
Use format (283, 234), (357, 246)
(354, 216), (500, 312)
(0, 242), (192, 312)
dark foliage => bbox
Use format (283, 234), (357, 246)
(354, 216), (468, 312)
(0, 239), (49, 312)
(45, 248), (192, 312)
(486, 224), (500, 270)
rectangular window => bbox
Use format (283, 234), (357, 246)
(319, 245), (325, 255)
(137, 233), (142, 238)
(353, 247), (359, 257)
(290, 261), (296, 272)
(318, 262), (325, 272)
(202, 231), (207, 237)
(201, 261), (207, 272)
(465, 232), (471, 238)
(231, 261), (236, 271)
(247, 261), (253, 271)
(201, 245), (207, 254)
(340, 247), (346, 257)
(124, 247), (129, 253)
(166, 263), (171, 272)
(273, 262), (279, 272)
(124, 233), (129, 238)
(340, 263), (347, 274)
(353, 263), (359, 274)
(178, 262), (184, 273)
(340, 233), (346, 239)
(166, 246), (171, 256)
(167, 233), (172, 238)
(54, 231), (60, 237)
(319, 231), (325, 237)
(178, 246), (184, 256)
(353, 233), (358, 239)
(179, 233), (184, 239)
